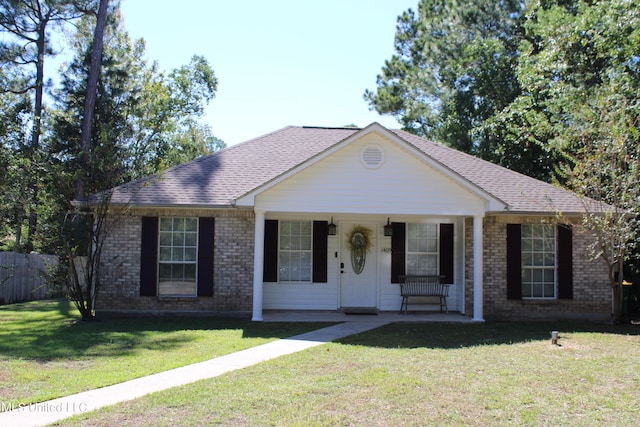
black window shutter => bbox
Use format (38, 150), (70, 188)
(312, 221), (328, 283)
(439, 223), (454, 284)
(557, 224), (573, 299)
(140, 217), (158, 296)
(263, 220), (278, 282)
(506, 224), (522, 300)
(197, 218), (215, 297)
(391, 222), (406, 283)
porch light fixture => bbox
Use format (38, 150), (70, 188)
(328, 217), (337, 235)
(384, 218), (393, 237)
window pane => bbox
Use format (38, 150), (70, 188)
(532, 238), (543, 251)
(159, 247), (172, 262)
(544, 283), (554, 297)
(543, 252), (555, 266)
(185, 232), (197, 246)
(531, 284), (543, 297)
(184, 264), (197, 280)
(173, 232), (184, 246)
(532, 269), (543, 282)
(300, 235), (311, 251)
(184, 248), (197, 262)
(185, 218), (198, 232)
(158, 264), (171, 281)
(533, 252), (544, 266)
(160, 219), (172, 231)
(159, 232), (172, 246)
(280, 236), (291, 250)
(544, 269), (555, 282)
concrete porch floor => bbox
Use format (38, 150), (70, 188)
(262, 310), (476, 323)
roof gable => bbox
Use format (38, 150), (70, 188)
(235, 123), (506, 212)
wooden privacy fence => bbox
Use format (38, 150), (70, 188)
(0, 252), (59, 304)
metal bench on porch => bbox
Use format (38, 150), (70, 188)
(398, 275), (449, 314)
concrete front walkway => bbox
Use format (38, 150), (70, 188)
(0, 318), (392, 427)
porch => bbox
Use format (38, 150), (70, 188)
(262, 310), (477, 323)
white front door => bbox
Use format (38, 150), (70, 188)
(340, 222), (378, 308)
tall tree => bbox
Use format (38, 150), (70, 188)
(0, 0), (92, 251)
(486, 0), (639, 178)
(0, 91), (31, 250)
(74, 0), (108, 201)
(364, 1), (543, 173)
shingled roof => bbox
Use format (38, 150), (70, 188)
(106, 124), (589, 214)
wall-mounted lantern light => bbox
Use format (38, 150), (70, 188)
(328, 217), (337, 235)
(384, 218), (393, 237)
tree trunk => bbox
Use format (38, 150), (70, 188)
(24, 15), (48, 252)
(74, 0), (110, 202)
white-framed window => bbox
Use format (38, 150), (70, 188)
(158, 217), (198, 295)
(406, 223), (438, 275)
(279, 220), (312, 282)
(521, 224), (556, 298)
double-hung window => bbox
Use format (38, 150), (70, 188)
(158, 217), (198, 296)
(279, 220), (312, 282)
(406, 223), (439, 275)
(521, 224), (555, 298)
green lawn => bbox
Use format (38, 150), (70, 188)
(2, 300), (640, 426)
(0, 299), (332, 406)
(60, 321), (640, 427)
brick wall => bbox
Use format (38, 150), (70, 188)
(97, 208), (255, 316)
(465, 215), (610, 320)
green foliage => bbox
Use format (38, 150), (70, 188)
(509, 0), (640, 323)
(2, 3), (227, 255)
(365, 0), (539, 174)
(367, 0), (640, 185)
(490, 0), (640, 170)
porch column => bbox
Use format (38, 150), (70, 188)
(473, 215), (484, 322)
(252, 210), (265, 321)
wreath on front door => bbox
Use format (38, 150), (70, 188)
(347, 225), (372, 274)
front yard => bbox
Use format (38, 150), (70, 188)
(0, 300), (331, 406)
(1, 300), (639, 426)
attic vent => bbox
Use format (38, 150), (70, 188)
(361, 145), (384, 169)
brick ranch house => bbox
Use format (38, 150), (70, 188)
(96, 123), (609, 321)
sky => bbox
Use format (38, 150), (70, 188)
(118, 0), (419, 146)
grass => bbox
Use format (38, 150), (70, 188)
(0, 299), (332, 406)
(2, 300), (640, 426)
(59, 321), (640, 427)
